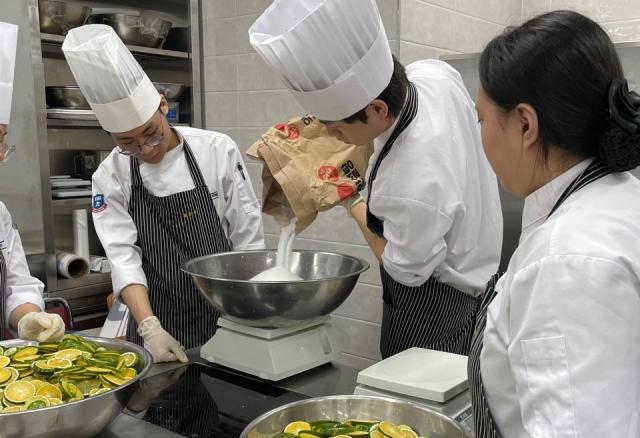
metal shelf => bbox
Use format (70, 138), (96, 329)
(47, 111), (192, 130)
(55, 272), (112, 292)
(52, 197), (91, 214)
(40, 33), (190, 59)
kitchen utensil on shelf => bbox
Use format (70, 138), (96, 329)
(89, 14), (172, 48)
(38, 0), (91, 35)
(45, 86), (90, 109)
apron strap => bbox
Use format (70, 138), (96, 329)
(366, 82), (419, 237)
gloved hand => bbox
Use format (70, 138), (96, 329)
(18, 312), (65, 342)
(340, 192), (365, 217)
(137, 316), (188, 363)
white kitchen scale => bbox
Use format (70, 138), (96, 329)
(354, 348), (475, 437)
(200, 316), (342, 381)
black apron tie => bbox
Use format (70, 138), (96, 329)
(469, 159), (612, 438)
(366, 81), (419, 237)
(127, 140), (232, 349)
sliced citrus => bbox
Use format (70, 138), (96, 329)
(2, 405), (24, 413)
(12, 347), (38, 361)
(36, 383), (62, 400)
(18, 369), (34, 378)
(369, 430), (385, 438)
(284, 421), (311, 434)
(0, 357), (10, 368)
(120, 352), (138, 368)
(3, 347), (17, 358)
(48, 397), (63, 406)
(5, 381), (35, 403)
(76, 379), (101, 396)
(0, 368), (19, 387)
(88, 388), (110, 397)
(33, 360), (55, 373)
(54, 349), (83, 362)
(46, 358), (72, 369)
(379, 421), (403, 438)
(102, 374), (126, 386)
(25, 395), (50, 410)
(401, 429), (418, 438)
(0, 368), (12, 384)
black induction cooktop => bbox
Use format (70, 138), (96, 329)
(124, 363), (308, 437)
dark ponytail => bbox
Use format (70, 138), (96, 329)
(479, 10), (640, 172)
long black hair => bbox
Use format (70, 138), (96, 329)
(479, 10), (640, 172)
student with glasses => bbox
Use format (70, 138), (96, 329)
(63, 25), (264, 363)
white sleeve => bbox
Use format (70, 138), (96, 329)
(92, 167), (147, 296)
(220, 139), (265, 250)
(505, 255), (640, 437)
(375, 194), (452, 286)
(1, 203), (45, 322)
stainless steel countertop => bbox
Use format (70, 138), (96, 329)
(97, 347), (359, 437)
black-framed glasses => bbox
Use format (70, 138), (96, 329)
(116, 114), (166, 156)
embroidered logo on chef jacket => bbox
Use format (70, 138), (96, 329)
(92, 194), (107, 213)
(210, 191), (219, 200)
(0, 240), (6, 250)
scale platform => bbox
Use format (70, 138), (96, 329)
(354, 348), (475, 437)
(201, 316), (341, 381)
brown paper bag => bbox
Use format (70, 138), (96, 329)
(247, 115), (372, 233)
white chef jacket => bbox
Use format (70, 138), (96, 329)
(481, 159), (640, 438)
(368, 59), (502, 295)
(92, 127), (265, 296)
(0, 202), (45, 323)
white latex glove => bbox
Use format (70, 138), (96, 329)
(137, 316), (188, 363)
(340, 192), (365, 217)
(17, 312), (65, 342)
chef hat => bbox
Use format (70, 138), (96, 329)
(249, 0), (393, 121)
(62, 24), (161, 133)
(0, 21), (18, 125)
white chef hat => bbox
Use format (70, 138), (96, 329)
(62, 24), (161, 133)
(0, 21), (18, 125)
(249, 0), (393, 121)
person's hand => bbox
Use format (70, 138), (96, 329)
(17, 312), (65, 342)
(340, 192), (365, 217)
(137, 316), (188, 363)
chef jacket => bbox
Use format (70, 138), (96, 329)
(368, 60), (502, 295)
(92, 127), (265, 296)
(0, 202), (45, 322)
(481, 159), (640, 437)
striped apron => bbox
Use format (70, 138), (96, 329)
(0, 250), (6, 340)
(127, 141), (232, 349)
(468, 160), (611, 437)
(367, 82), (478, 359)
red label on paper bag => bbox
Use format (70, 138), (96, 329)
(317, 166), (339, 181)
(338, 183), (354, 200)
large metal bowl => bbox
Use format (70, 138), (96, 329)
(90, 14), (173, 48)
(0, 336), (152, 438)
(241, 395), (468, 438)
(182, 250), (369, 328)
(45, 86), (90, 109)
(39, 0), (91, 35)
(153, 82), (185, 101)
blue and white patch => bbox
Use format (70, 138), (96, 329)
(92, 194), (107, 213)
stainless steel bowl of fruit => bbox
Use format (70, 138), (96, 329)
(0, 335), (152, 438)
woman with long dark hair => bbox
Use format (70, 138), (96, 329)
(470, 10), (640, 437)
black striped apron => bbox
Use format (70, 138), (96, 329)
(0, 250), (6, 340)
(367, 82), (478, 359)
(127, 141), (232, 350)
(468, 160), (611, 438)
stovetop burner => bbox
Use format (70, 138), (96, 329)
(124, 363), (308, 437)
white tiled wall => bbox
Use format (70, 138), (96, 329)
(398, 0), (522, 64)
(201, 0), (522, 369)
(521, 0), (640, 42)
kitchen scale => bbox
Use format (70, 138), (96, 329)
(200, 316), (342, 381)
(354, 348), (475, 437)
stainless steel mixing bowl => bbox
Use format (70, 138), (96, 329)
(153, 82), (185, 101)
(38, 0), (91, 35)
(45, 86), (90, 109)
(182, 250), (369, 328)
(91, 14), (173, 48)
(241, 395), (468, 438)
(0, 336), (152, 438)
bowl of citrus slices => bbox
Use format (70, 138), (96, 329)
(0, 334), (151, 438)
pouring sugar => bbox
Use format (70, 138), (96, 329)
(250, 218), (302, 281)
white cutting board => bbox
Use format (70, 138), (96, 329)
(356, 348), (469, 403)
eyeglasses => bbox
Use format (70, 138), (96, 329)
(0, 142), (16, 163)
(116, 115), (166, 156)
